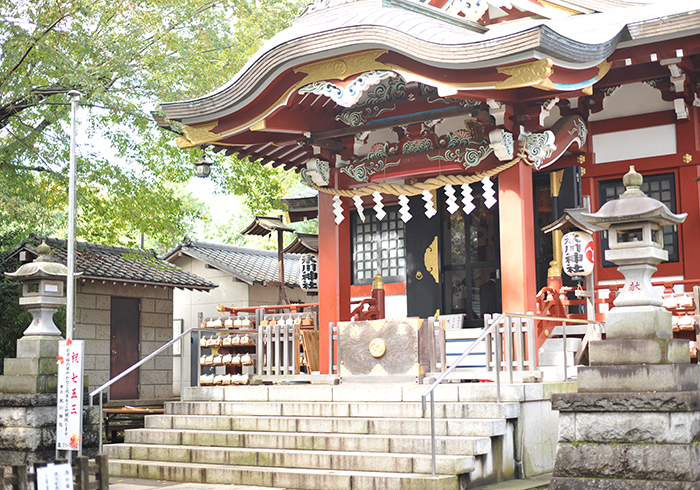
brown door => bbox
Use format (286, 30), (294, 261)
(110, 297), (140, 400)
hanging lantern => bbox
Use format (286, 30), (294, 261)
(561, 231), (594, 277)
(299, 253), (319, 292)
(194, 146), (214, 178)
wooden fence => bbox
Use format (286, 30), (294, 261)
(0, 455), (108, 490)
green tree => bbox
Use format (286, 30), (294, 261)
(0, 234), (32, 373)
(0, 0), (306, 250)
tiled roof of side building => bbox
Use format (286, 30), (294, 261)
(163, 241), (304, 288)
(5, 235), (217, 291)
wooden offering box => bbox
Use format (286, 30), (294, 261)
(337, 317), (444, 380)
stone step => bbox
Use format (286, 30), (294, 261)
(548, 325), (589, 337)
(538, 350), (576, 367)
(183, 383), (539, 403)
(106, 443), (475, 475)
(109, 459), (459, 490)
(539, 337), (582, 352)
(144, 414), (506, 437)
(165, 400), (520, 419)
(124, 428), (492, 455)
(541, 365), (579, 382)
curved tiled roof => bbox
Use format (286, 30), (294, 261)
(161, 0), (700, 124)
(7, 235), (216, 291)
(163, 241), (304, 288)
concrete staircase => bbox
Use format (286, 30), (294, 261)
(105, 383), (559, 490)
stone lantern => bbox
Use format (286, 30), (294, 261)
(5, 241), (69, 336)
(582, 166), (688, 361)
(0, 241), (98, 462)
(549, 169), (700, 490)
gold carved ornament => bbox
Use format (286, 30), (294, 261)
(424, 236), (439, 283)
(176, 121), (221, 148)
(369, 338), (386, 358)
(496, 59), (555, 91)
(294, 50), (391, 85)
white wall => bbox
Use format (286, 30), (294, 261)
(592, 124), (677, 164)
(170, 254), (316, 395)
(350, 293), (407, 319)
(588, 82), (674, 122)
(170, 255), (249, 395)
(587, 83), (677, 164)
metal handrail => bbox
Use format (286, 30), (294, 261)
(88, 325), (235, 452)
(420, 312), (605, 477)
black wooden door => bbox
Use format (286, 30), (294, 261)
(405, 193), (442, 319)
(440, 183), (500, 328)
(110, 297), (140, 400)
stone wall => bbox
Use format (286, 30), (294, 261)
(0, 394), (99, 465)
(75, 281), (174, 401)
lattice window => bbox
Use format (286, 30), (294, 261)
(352, 207), (405, 285)
(599, 172), (678, 266)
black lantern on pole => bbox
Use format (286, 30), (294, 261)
(195, 145), (213, 178)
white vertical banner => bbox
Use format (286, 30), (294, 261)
(56, 339), (84, 452)
(36, 462), (73, 490)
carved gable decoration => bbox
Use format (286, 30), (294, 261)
(334, 75), (481, 128)
(298, 70), (397, 108)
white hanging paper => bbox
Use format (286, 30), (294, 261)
(482, 176), (497, 209)
(398, 195), (412, 222)
(372, 191), (386, 221)
(332, 195), (345, 224)
(353, 195), (365, 222)
(461, 183), (475, 215)
(422, 190), (437, 218)
(444, 184), (459, 214)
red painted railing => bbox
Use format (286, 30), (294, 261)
(535, 277), (700, 360)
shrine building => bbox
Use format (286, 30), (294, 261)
(159, 0), (700, 371)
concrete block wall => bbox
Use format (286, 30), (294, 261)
(76, 281), (174, 400)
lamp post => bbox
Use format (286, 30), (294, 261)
(66, 90), (81, 341)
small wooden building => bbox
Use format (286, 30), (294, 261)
(5, 235), (216, 402)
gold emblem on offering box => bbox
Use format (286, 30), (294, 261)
(368, 338), (386, 358)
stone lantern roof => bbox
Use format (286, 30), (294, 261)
(583, 166), (687, 229)
(4, 241), (70, 281)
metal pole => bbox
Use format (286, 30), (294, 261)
(495, 322), (502, 404)
(66, 90), (81, 341)
(430, 391), (436, 477)
(278, 227), (285, 305)
(99, 394), (103, 454)
(563, 321), (568, 381)
(328, 322), (334, 375)
(180, 334), (185, 399)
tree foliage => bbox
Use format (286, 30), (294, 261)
(0, 0), (306, 250)
(0, 233), (32, 373)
